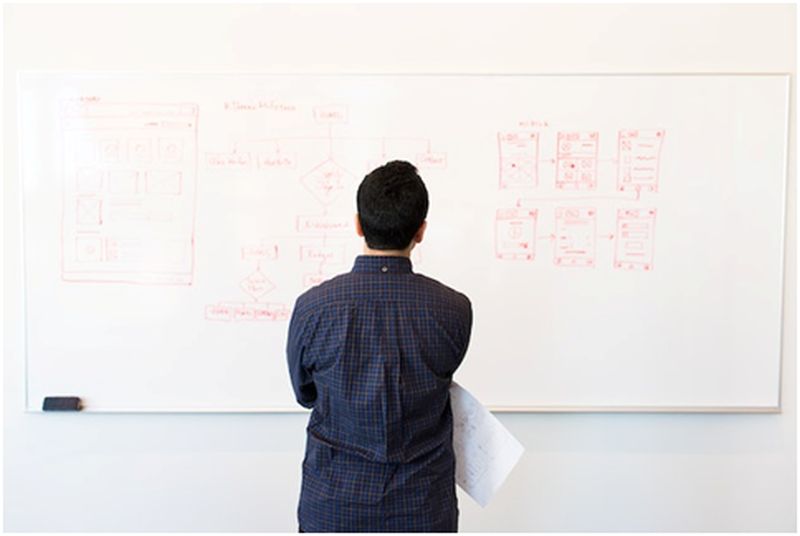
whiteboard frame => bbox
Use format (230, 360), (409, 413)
(17, 71), (791, 414)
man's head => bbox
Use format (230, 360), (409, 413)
(356, 160), (429, 252)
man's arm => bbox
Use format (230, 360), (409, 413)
(451, 295), (474, 374)
(286, 304), (317, 409)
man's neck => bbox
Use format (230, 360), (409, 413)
(361, 244), (414, 258)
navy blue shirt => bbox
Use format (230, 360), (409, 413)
(287, 254), (472, 531)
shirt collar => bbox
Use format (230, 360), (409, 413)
(351, 255), (414, 274)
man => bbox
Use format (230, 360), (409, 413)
(286, 160), (473, 532)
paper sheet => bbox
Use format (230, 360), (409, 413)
(450, 381), (525, 507)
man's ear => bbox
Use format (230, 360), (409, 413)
(354, 214), (365, 237)
(414, 221), (427, 244)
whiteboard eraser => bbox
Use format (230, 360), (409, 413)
(42, 396), (83, 411)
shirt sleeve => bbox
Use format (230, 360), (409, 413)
(286, 303), (317, 409)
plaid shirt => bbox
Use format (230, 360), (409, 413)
(287, 255), (472, 532)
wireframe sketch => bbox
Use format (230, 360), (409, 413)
(498, 132), (539, 189)
(617, 129), (665, 192)
(555, 131), (599, 190)
(495, 208), (538, 261)
(554, 207), (597, 267)
(60, 101), (199, 285)
(614, 208), (657, 270)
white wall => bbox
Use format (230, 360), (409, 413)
(3, 3), (795, 531)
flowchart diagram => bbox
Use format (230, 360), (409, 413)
(200, 103), (444, 321)
(494, 127), (664, 271)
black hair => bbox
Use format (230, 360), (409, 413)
(356, 160), (429, 250)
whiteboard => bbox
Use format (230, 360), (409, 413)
(19, 73), (788, 412)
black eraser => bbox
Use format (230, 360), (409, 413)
(42, 396), (83, 411)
